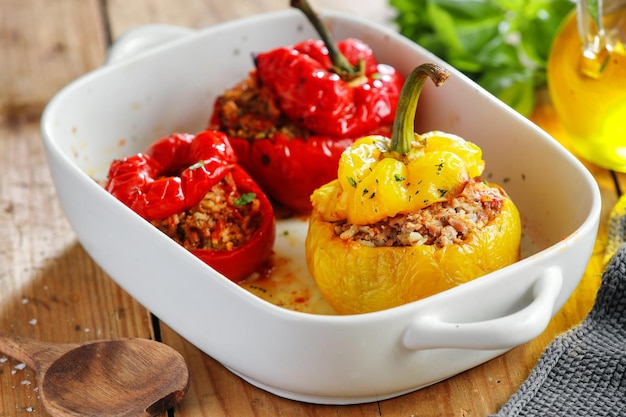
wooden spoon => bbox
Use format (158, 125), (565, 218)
(0, 329), (190, 417)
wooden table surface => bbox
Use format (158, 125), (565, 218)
(1, 1), (624, 416)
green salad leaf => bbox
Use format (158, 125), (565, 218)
(390, 0), (575, 115)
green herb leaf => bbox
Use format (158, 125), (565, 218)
(235, 193), (256, 206)
(390, 0), (575, 115)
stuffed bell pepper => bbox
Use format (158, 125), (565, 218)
(305, 63), (522, 314)
(105, 130), (276, 282)
(208, 0), (404, 214)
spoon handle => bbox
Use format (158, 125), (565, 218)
(0, 329), (77, 372)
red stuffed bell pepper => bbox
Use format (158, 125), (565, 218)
(208, 0), (404, 214)
(105, 130), (276, 282)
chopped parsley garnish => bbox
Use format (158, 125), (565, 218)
(235, 192), (257, 206)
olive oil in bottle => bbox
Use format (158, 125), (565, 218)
(547, 0), (626, 171)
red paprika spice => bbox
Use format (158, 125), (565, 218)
(209, 0), (404, 214)
(105, 130), (276, 282)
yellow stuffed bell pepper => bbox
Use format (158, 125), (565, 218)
(305, 63), (522, 315)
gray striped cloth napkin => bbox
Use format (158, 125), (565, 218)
(490, 197), (626, 416)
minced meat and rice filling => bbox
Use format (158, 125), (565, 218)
(334, 178), (506, 248)
(151, 172), (262, 251)
(212, 71), (310, 141)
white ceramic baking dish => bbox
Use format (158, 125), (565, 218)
(40, 9), (601, 404)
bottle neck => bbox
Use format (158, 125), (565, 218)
(576, 0), (626, 78)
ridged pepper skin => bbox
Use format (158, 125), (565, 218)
(105, 132), (237, 221)
(306, 186), (521, 314)
(255, 38), (403, 139)
(311, 131), (486, 225)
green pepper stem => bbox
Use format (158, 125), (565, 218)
(390, 63), (450, 155)
(290, 0), (362, 79)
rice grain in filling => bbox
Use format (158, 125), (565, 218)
(334, 178), (506, 248)
(151, 172), (262, 252)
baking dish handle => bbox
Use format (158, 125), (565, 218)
(402, 267), (563, 350)
(107, 24), (194, 65)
